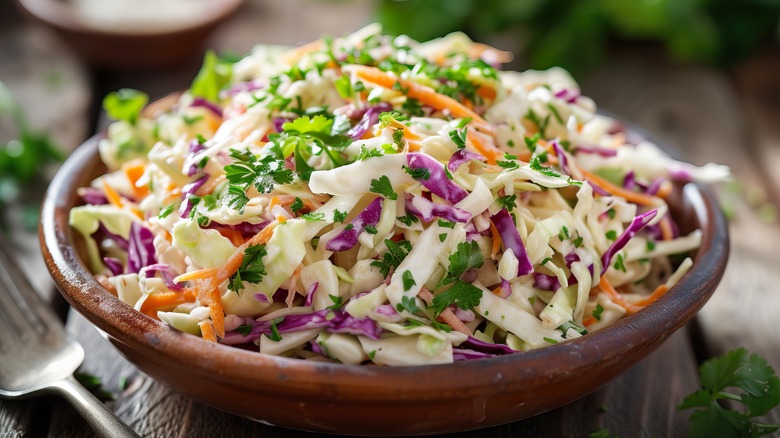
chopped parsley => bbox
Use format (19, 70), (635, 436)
(326, 294), (344, 310)
(301, 212), (325, 221)
(403, 165), (431, 180)
(369, 175), (397, 200)
(364, 225), (378, 234)
(333, 209), (347, 223)
(223, 149), (294, 212)
(357, 145), (383, 161)
(605, 230), (618, 241)
(371, 239), (413, 277)
(430, 280), (483, 316)
(529, 155), (561, 177)
(496, 195), (517, 212)
(592, 303), (605, 321)
(290, 197), (304, 214)
(396, 295), (421, 314)
(268, 319), (283, 342)
(438, 241), (484, 286)
(229, 244), (268, 292)
(437, 219), (456, 229)
(573, 236), (584, 248)
(613, 254), (627, 272)
(397, 213), (418, 226)
(402, 270), (416, 291)
(646, 240), (656, 252)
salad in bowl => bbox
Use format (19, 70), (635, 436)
(69, 24), (728, 366)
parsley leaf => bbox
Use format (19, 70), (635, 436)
(679, 348), (780, 438)
(223, 150), (294, 212)
(229, 244), (268, 292)
(592, 303), (604, 321)
(333, 209), (347, 223)
(290, 197), (304, 214)
(613, 254), (626, 272)
(496, 194), (517, 211)
(439, 241), (484, 286)
(357, 145), (383, 161)
(402, 270), (416, 291)
(396, 295), (422, 314)
(371, 239), (412, 277)
(103, 89), (149, 126)
(403, 165), (430, 180)
(430, 280), (483, 316)
(326, 294), (344, 310)
(529, 155), (561, 177)
(369, 175), (397, 200)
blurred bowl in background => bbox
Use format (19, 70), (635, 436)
(15, 0), (245, 70)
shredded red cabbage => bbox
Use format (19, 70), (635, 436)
(552, 141), (570, 175)
(405, 196), (472, 223)
(497, 277), (512, 298)
(600, 209), (658, 275)
(490, 208), (533, 276)
(460, 336), (518, 355)
(191, 97), (223, 118)
(221, 79), (264, 98)
(304, 282), (319, 307)
(575, 144), (618, 157)
(447, 149), (485, 173)
(98, 222), (129, 251)
(178, 174), (209, 217)
(347, 102), (392, 139)
(143, 263), (184, 291)
(79, 187), (108, 205)
(325, 197), (383, 252)
(127, 222), (157, 274)
(103, 257), (123, 276)
(406, 153), (468, 204)
(533, 273), (560, 291)
(453, 348), (496, 361)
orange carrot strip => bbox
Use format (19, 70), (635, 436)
(467, 129), (501, 164)
(582, 316), (597, 327)
(122, 160), (148, 198)
(139, 289), (196, 319)
(283, 39), (324, 65)
(217, 228), (245, 247)
(633, 284), (669, 307)
(659, 218), (674, 241)
(489, 221), (501, 259)
(199, 321), (217, 343)
(599, 276), (642, 315)
(351, 65), (495, 136)
(656, 181), (673, 199)
(174, 268), (219, 283)
(102, 180), (124, 208)
(579, 168), (661, 206)
(476, 85), (497, 101)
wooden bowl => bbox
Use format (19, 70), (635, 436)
(39, 130), (729, 435)
(15, 0), (244, 69)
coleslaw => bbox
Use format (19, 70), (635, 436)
(70, 24), (729, 365)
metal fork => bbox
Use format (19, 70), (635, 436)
(0, 235), (139, 438)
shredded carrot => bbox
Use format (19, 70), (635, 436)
(350, 65), (495, 136)
(217, 228), (245, 247)
(181, 222), (279, 339)
(139, 289), (196, 319)
(417, 288), (472, 336)
(269, 196), (281, 208)
(466, 129), (501, 164)
(102, 179), (124, 208)
(489, 221), (501, 258)
(582, 316), (597, 327)
(174, 267), (219, 283)
(579, 168), (661, 206)
(659, 217), (674, 241)
(476, 85), (496, 101)
(122, 160), (148, 198)
(633, 284), (669, 307)
(282, 39), (324, 65)
(199, 321), (217, 343)
(656, 181), (673, 199)
(598, 276), (642, 315)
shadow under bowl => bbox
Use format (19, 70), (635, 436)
(39, 130), (729, 436)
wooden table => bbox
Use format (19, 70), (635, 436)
(2, 1), (780, 436)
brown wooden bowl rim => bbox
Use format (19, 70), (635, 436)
(39, 126), (730, 404)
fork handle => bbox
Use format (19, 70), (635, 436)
(50, 375), (140, 438)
